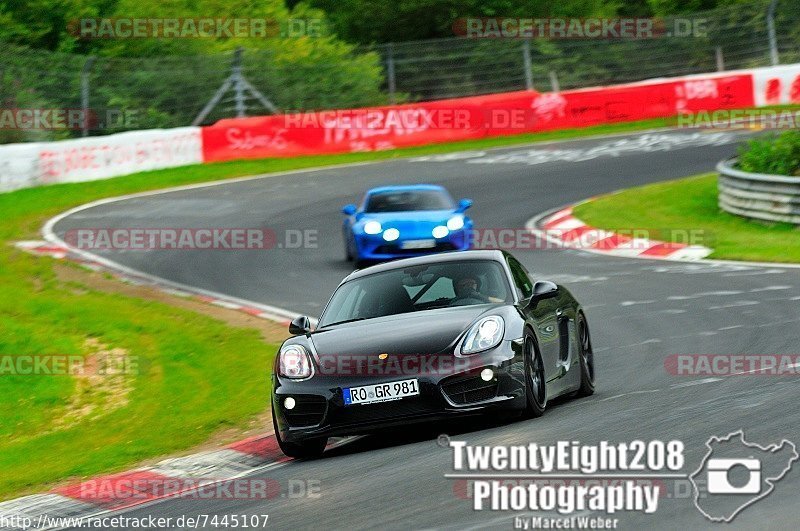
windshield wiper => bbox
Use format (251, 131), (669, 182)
(323, 317), (368, 327)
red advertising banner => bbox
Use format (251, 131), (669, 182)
(528, 74), (754, 132)
(201, 91), (540, 162)
(201, 73), (754, 163)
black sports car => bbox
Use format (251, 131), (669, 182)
(271, 250), (595, 458)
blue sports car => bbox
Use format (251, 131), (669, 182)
(342, 184), (473, 266)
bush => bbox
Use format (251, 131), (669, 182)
(737, 130), (800, 177)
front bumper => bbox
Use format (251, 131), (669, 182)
(272, 339), (525, 443)
(355, 228), (471, 261)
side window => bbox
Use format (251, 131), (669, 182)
(507, 256), (534, 299)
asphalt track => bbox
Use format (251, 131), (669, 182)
(53, 130), (800, 530)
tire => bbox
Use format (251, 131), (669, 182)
(576, 313), (596, 397)
(272, 404), (327, 459)
(343, 230), (353, 261)
(524, 333), (547, 417)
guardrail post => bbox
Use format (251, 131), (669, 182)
(80, 56), (96, 137)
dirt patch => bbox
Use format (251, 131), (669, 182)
(50, 262), (286, 451)
(54, 262), (290, 344)
(51, 338), (135, 431)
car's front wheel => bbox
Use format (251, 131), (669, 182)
(576, 313), (595, 397)
(272, 404), (327, 459)
(524, 333), (547, 417)
(343, 229), (353, 262)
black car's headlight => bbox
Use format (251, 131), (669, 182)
(279, 345), (313, 379)
(461, 316), (505, 354)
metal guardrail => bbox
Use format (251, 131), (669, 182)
(717, 158), (800, 224)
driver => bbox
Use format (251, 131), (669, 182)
(452, 273), (503, 303)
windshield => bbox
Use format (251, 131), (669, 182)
(319, 260), (512, 327)
(364, 190), (454, 212)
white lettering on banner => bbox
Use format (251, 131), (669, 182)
(36, 127), (202, 184)
(531, 93), (568, 122)
(319, 109), (472, 144)
(681, 80), (719, 100)
(225, 127), (287, 150)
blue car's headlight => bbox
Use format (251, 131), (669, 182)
(447, 215), (465, 231)
(363, 220), (382, 235)
(432, 226), (449, 238)
(383, 228), (400, 241)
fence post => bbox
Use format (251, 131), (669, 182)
(522, 39), (534, 90)
(386, 42), (396, 104)
(767, 0), (779, 65)
(549, 71), (560, 93)
(715, 46), (725, 71)
(232, 47), (246, 117)
(193, 47), (278, 125)
(80, 56), (96, 137)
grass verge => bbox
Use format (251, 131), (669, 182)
(1, 108), (790, 499)
(572, 173), (800, 263)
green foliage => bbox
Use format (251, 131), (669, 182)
(0, 0), (388, 138)
(301, 0), (764, 44)
(738, 130), (800, 177)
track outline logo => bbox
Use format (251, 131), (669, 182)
(689, 430), (798, 523)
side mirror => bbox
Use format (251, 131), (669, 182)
(457, 199), (473, 212)
(289, 315), (312, 335)
(342, 204), (357, 216)
(527, 281), (558, 307)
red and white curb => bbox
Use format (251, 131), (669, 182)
(13, 241), (303, 326)
(0, 435), (352, 529)
(533, 207), (713, 261)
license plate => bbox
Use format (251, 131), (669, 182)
(344, 378), (420, 406)
(401, 239), (436, 249)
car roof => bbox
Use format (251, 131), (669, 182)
(343, 250), (507, 282)
(366, 184), (447, 195)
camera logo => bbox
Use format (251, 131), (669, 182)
(690, 430), (797, 522)
(706, 458), (761, 494)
